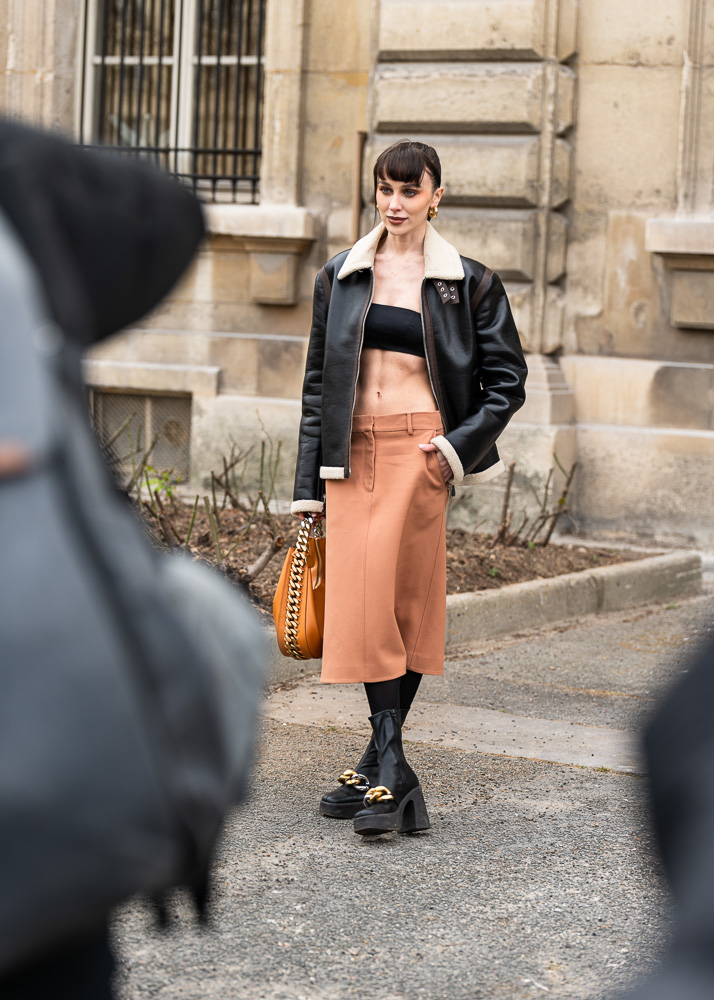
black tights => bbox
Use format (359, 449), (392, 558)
(364, 669), (423, 717)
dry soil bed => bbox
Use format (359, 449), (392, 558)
(137, 500), (644, 619)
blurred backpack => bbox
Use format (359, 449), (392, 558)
(0, 199), (264, 970)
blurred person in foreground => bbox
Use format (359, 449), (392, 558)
(618, 632), (714, 1000)
(0, 120), (265, 999)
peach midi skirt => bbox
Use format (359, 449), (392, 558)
(321, 411), (449, 684)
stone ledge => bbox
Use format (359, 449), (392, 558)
(264, 552), (702, 683)
(203, 204), (317, 305)
(204, 204), (316, 246)
(645, 216), (714, 258)
(83, 360), (220, 397)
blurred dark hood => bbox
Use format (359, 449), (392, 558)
(0, 118), (205, 346)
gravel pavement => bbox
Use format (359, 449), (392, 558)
(112, 591), (714, 1000)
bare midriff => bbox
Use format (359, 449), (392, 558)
(353, 346), (437, 416)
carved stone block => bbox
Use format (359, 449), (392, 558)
(435, 209), (566, 282)
(373, 63), (575, 134)
(561, 355), (714, 430)
(570, 425), (714, 545)
(646, 215), (714, 329)
(513, 354), (575, 425)
(542, 284), (566, 353)
(364, 135), (572, 208)
(671, 269), (714, 329)
(377, 0), (547, 61)
(249, 252), (298, 306)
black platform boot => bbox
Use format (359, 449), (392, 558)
(353, 708), (431, 836)
(319, 709), (410, 819)
(319, 737), (379, 819)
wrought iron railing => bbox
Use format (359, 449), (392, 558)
(79, 0), (266, 203)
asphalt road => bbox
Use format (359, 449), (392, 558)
(112, 591), (714, 1000)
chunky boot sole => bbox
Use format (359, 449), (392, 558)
(319, 796), (366, 819)
(353, 785), (431, 836)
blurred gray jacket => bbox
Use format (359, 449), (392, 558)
(0, 121), (265, 975)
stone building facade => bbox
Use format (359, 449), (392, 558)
(2, 0), (713, 544)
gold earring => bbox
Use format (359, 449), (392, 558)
(428, 205), (439, 219)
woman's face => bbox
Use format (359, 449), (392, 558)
(375, 171), (443, 238)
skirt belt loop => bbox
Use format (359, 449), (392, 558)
(406, 412), (414, 435)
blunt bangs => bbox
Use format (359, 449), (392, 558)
(373, 140), (441, 194)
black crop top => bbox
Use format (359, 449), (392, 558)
(362, 303), (425, 358)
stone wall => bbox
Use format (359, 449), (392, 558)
(0, 0), (79, 131)
(3, 0), (714, 544)
(563, 0), (714, 544)
(360, 0), (580, 534)
(85, 0), (373, 503)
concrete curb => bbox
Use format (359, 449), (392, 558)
(445, 551), (702, 647)
(265, 551), (702, 684)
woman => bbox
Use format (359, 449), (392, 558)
(292, 140), (527, 836)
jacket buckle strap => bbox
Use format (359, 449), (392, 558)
(432, 279), (460, 304)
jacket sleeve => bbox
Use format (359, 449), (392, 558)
(430, 272), (527, 485)
(291, 271), (329, 516)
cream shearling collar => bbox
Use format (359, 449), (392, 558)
(337, 222), (465, 282)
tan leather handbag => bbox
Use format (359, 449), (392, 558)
(273, 517), (326, 660)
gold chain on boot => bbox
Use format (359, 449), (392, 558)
(363, 785), (395, 806)
(338, 769), (370, 791)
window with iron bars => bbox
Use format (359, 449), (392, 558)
(90, 390), (192, 484)
(79, 0), (267, 203)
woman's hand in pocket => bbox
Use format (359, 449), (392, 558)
(419, 442), (451, 483)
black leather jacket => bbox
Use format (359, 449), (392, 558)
(291, 223), (527, 515)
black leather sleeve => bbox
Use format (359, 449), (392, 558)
(292, 270), (329, 505)
(444, 272), (527, 474)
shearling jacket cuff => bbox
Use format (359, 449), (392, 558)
(430, 435), (463, 486)
(290, 499), (325, 517)
(430, 437), (506, 487)
(463, 460), (505, 484)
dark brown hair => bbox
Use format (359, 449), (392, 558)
(373, 140), (442, 195)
